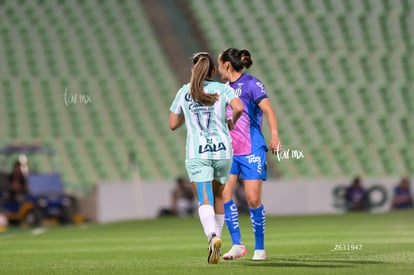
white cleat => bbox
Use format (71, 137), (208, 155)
(223, 245), (247, 260)
(208, 235), (222, 264)
(252, 249), (267, 261)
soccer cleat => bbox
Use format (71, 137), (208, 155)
(223, 245), (247, 260)
(252, 249), (267, 261)
(207, 235), (222, 264)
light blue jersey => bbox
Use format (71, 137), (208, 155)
(170, 80), (238, 160)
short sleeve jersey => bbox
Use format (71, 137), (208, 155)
(170, 80), (238, 160)
(226, 73), (268, 156)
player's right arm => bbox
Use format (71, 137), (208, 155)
(258, 98), (282, 153)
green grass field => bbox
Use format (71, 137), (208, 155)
(1, 210), (413, 275)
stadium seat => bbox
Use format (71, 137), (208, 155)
(0, 0), (412, 188)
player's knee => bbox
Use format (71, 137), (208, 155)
(247, 197), (261, 209)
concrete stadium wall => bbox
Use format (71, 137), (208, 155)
(81, 177), (411, 223)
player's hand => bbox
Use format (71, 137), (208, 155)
(270, 137), (282, 155)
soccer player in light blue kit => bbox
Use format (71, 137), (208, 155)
(169, 52), (243, 264)
(217, 48), (282, 261)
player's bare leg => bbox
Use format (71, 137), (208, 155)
(244, 179), (266, 260)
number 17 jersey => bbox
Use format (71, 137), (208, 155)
(170, 80), (238, 160)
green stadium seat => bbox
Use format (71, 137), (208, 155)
(334, 145), (357, 175)
(401, 116), (414, 142)
(0, 0), (411, 186)
(377, 146), (394, 175)
(400, 145), (414, 174)
(313, 117), (334, 145)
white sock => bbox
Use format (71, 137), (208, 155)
(215, 214), (224, 238)
(198, 205), (216, 239)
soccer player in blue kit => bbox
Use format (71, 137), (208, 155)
(169, 52), (243, 264)
(217, 48), (282, 261)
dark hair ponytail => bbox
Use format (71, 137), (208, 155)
(219, 48), (253, 72)
(190, 52), (218, 106)
(238, 49), (253, 69)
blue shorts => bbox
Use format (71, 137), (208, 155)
(230, 147), (267, 180)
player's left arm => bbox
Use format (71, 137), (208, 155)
(258, 98), (282, 154)
(169, 112), (185, 131)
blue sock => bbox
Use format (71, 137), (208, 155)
(250, 205), (265, 250)
(224, 200), (242, 245)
